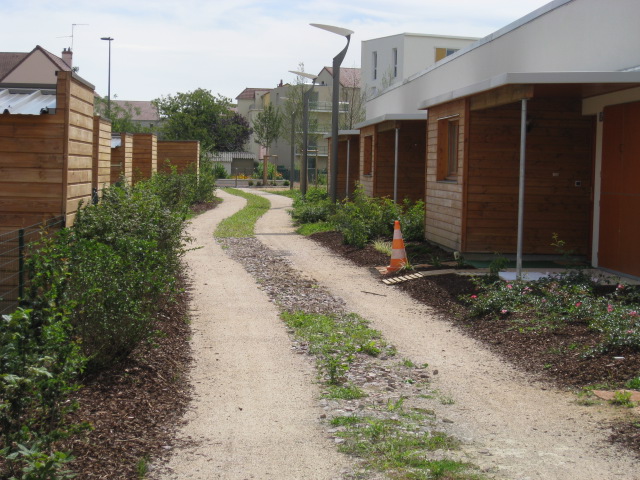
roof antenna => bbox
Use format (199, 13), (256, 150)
(57, 23), (88, 50)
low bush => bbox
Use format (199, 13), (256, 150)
(464, 272), (640, 352)
(1, 167), (204, 477)
(330, 185), (425, 247)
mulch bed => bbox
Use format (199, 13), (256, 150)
(62, 274), (193, 479)
(309, 230), (640, 456)
(59, 200), (221, 478)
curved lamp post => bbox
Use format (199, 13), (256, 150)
(289, 70), (318, 196)
(311, 23), (353, 203)
(100, 37), (114, 116)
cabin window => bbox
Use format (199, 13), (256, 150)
(372, 51), (378, 80)
(392, 48), (398, 77)
(363, 135), (373, 175)
(435, 47), (459, 62)
(437, 117), (459, 181)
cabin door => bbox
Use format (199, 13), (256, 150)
(599, 101), (640, 277)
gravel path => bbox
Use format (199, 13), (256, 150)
(155, 188), (638, 480)
(251, 190), (639, 480)
(153, 190), (349, 479)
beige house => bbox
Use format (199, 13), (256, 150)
(235, 87), (271, 161)
(0, 45), (73, 85)
(256, 67), (361, 182)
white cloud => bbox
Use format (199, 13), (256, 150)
(1, 0), (551, 101)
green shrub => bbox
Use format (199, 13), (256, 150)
(0, 306), (84, 478)
(211, 161), (228, 179)
(330, 185), (425, 247)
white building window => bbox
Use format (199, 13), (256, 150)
(372, 51), (377, 80)
(392, 48), (398, 78)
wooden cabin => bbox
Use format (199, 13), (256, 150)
(356, 114), (426, 203)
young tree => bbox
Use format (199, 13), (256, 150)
(253, 104), (284, 185)
(152, 89), (246, 155)
(339, 68), (367, 130)
(94, 96), (152, 134)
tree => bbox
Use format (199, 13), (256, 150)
(253, 104), (284, 184)
(338, 68), (367, 130)
(212, 112), (252, 152)
(152, 89), (247, 155)
(94, 96), (152, 134)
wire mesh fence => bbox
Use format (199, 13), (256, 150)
(0, 216), (65, 315)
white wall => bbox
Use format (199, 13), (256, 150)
(361, 33), (477, 100)
(367, 0), (640, 118)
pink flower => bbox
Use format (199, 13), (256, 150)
(501, 309), (508, 314)
(607, 304), (614, 313)
(617, 284), (625, 290)
(575, 302), (582, 307)
(627, 330), (635, 334)
(506, 284), (513, 289)
(629, 311), (638, 317)
(542, 299), (547, 303)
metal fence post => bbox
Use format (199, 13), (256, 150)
(18, 228), (24, 300)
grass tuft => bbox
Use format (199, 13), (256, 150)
(214, 188), (270, 238)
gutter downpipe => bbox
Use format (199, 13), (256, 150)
(516, 99), (528, 279)
(394, 126), (399, 203)
(346, 138), (351, 198)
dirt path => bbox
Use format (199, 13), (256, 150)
(253, 190), (639, 480)
(154, 190), (348, 479)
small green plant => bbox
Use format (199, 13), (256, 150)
(386, 396), (405, 411)
(401, 358), (416, 368)
(625, 377), (640, 390)
(373, 239), (393, 256)
(429, 254), (442, 267)
(137, 456), (150, 479)
(611, 390), (636, 408)
(323, 384), (367, 400)
(330, 416), (362, 427)
(488, 253), (509, 278)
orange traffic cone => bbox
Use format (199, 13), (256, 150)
(386, 221), (408, 273)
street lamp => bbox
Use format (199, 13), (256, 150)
(289, 70), (318, 196)
(100, 37), (114, 116)
(279, 95), (297, 190)
(311, 23), (353, 203)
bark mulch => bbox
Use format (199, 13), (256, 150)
(308, 230), (640, 457)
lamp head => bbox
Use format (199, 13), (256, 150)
(101, 37), (114, 41)
(289, 70), (318, 82)
(310, 23), (353, 37)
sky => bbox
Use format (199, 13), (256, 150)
(2, 0), (552, 102)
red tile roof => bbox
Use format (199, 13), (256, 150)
(235, 87), (270, 100)
(0, 52), (28, 80)
(111, 100), (160, 121)
(322, 67), (361, 88)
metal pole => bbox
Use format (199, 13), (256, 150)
(18, 229), (24, 300)
(301, 81), (315, 196)
(516, 98), (528, 279)
(394, 127), (399, 203)
(290, 111), (296, 190)
(346, 138), (350, 198)
(329, 35), (351, 203)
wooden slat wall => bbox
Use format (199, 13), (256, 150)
(93, 116), (112, 192)
(132, 133), (157, 184)
(334, 135), (360, 200)
(359, 125), (375, 196)
(465, 98), (594, 254)
(111, 133), (133, 184)
(425, 99), (467, 250)
(157, 140), (200, 175)
(63, 73), (94, 226)
(372, 121), (426, 202)
(0, 89), (66, 229)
